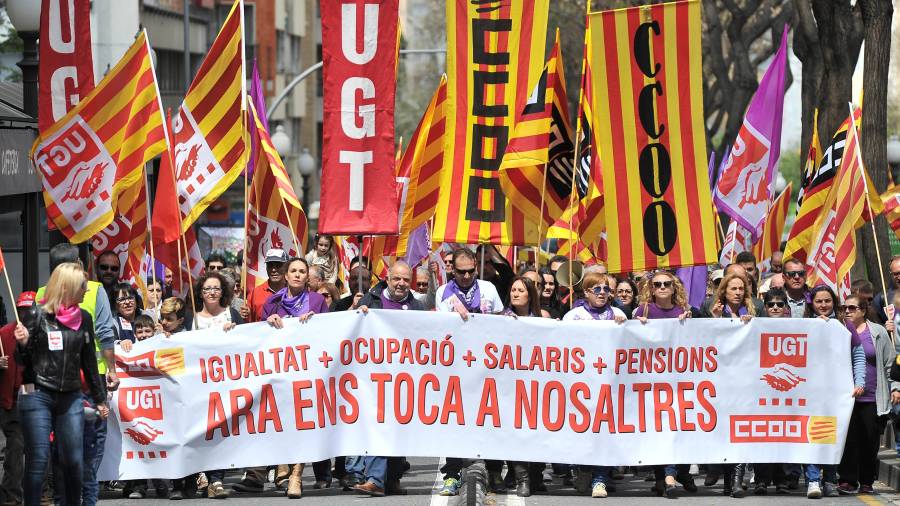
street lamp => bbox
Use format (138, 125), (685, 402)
(887, 135), (900, 185)
(7, 0), (42, 291)
(297, 147), (316, 214)
(270, 124), (292, 157)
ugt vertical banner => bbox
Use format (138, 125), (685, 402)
(432, 0), (549, 246)
(319, 0), (400, 235)
(39, 0), (95, 133)
(589, 0), (718, 273)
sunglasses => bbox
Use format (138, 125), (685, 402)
(653, 280), (673, 289)
(416, 282), (428, 287)
(208, 265), (223, 271)
(892, 271), (900, 277)
(455, 268), (476, 276)
(98, 264), (119, 272)
(843, 304), (861, 313)
(587, 285), (612, 296)
(116, 295), (135, 303)
(765, 301), (785, 309)
(784, 270), (806, 279)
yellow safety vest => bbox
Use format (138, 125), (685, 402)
(36, 280), (107, 374)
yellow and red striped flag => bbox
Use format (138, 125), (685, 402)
(433, 0), (549, 245)
(807, 107), (867, 298)
(245, 102), (308, 289)
(396, 76), (447, 256)
(881, 185), (900, 241)
(499, 31), (575, 234)
(589, 1), (717, 273)
(547, 217), (598, 265)
(752, 182), (792, 266)
(31, 30), (166, 243)
(167, 0), (248, 241)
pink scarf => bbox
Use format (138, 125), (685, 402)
(56, 305), (82, 331)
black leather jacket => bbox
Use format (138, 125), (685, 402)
(17, 309), (106, 404)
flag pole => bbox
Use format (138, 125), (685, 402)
(535, 169), (549, 270)
(851, 104), (890, 340)
(280, 198), (302, 258)
(242, 129), (250, 305)
(162, 107), (197, 319)
(144, 163), (158, 293)
(0, 248), (19, 339)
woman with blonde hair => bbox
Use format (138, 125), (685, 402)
(633, 270), (696, 321)
(707, 272), (756, 321)
(14, 262), (108, 506)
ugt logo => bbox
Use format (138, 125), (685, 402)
(118, 386), (163, 422)
(760, 333), (808, 368)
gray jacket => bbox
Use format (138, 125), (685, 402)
(862, 321), (898, 415)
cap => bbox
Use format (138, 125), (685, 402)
(264, 248), (288, 263)
(16, 291), (36, 308)
(711, 269), (724, 282)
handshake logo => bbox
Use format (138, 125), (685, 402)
(119, 386), (165, 447)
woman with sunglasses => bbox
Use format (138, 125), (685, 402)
(561, 272), (623, 498)
(111, 283), (143, 345)
(631, 270), (698, 497)
(798, 285), (866, 498)
(837, 294), (898, 495)
(614, 278), (638, 319)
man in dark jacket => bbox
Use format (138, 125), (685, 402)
(0, 292), (32, 505)
(350, 262), (420, 496)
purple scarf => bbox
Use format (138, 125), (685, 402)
(724, 304), (749, 317)
(442, 280), (482, 313)
(574, 299), (613, 320)
(275, 287), (309, 317)
(380, 288), (413, 310)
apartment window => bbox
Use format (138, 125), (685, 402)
(277, 30), (289, 73)
(290, 35), (302, 74)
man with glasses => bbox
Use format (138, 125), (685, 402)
(872, 255), (900, 324)
(782, 258), (811, 318)
(94, 251), (121, 302)
(205, 253), (226, 272)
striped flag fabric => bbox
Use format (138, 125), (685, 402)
(245, 102), (308, 289)
(752, 182), (792, 267)
(433, 0), (549, 245)
(589, 1), (717, 273)
(167, 0), (248, 241)
(881, 185), (900, 241)
(31, 30), (166, 243)
(499, 31), (575, 233)
(807, 107), (868, 298)
(90, 173), (148, 292)
(547, 218), (597, 265)
(719, 220), (753, 267)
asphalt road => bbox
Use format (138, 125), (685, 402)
(97, 457), (900, 505)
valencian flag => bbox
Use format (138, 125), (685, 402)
(499, 30), (574, 233)
(589, 1), (717, 273)
(433, 0), (550, 245)
(396, 76), (447, 256)
(714, 26), (788, 240)
(784, 108), (881, 263)
(807, 107), (868, 298)
(166, 0), (248, 241)
(246, 102), (308, 289)
(752, 182), (792, 269)
(31, 30), (166, 243)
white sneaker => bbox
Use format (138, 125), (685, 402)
(591, 483), (608, 498)
(807, 481), (822, 499)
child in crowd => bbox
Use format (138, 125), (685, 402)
(118, 315), (155, 353)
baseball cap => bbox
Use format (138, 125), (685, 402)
(16, 291), (36, 308)
(711, 269), (724, 282)
(264, 248), (288, 263)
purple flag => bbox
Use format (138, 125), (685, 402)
(246, 59), (268, 177)
(403, 223), (431, 267)
(707, 152), (716, 191)
(714, 26), (788, 241)
(675, 265), (709, 309)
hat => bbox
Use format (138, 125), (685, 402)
(16, 291), (36, 308)
(711, 269), (724, 282)
(264, 248), (288, 263)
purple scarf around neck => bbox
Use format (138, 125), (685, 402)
(442, 280), (481, 313)
(724, 304), (748, 317)
(380, 288), (412, 310)
(276, 287), (309, 317)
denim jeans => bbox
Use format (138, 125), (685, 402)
(344, 456), (365, 480)
(805, 464), (837, 483)
(19, 389), (84, 506)
(591, 466), (612, 487)
(81, 394), (107, 506)
(361, 456), (387, 488)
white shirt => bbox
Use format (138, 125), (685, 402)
(562, 305), (627, 321)
(435, 279), (504, 314)
(195, 310), (232, 330)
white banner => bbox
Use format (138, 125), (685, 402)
(99, 312), (853, 480)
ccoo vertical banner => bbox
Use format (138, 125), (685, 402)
(39, 0), (95, 133)
(319, 0), (400, 235)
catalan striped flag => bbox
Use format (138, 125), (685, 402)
(547, 218), (597, 265)
(31, 30), (166, 243)
(433, 0), (549, 245)
(167, 0), (248, 241)
(589, 1), (717, 273)
(881, 185), (900, 241)
(499, 31), (575, 234)
(246, 102), (308, 288)
(90, 173), (148, 291)
(807, 107), (867, 298)
(752, 182), (792, 267)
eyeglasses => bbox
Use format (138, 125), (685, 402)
(843, 304), (860, 313)
(653, 280), (673, 289)
(116, 295), (135, 303)
(416, 282), (428, 288)
(765, 301), (785, 309)
(207, 265), (223, 271)
(455, 268), (476, 276)
(202, 287), (222, 293)
(784, 270), (806, 279)
(587, 285), (611, 296)
(892, 271), (900, 277)
(98, 264), (119, 272)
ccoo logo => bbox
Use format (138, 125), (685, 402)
(760, 333), (807, 368)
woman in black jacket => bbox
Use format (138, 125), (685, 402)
(14, 262), (107, 506)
